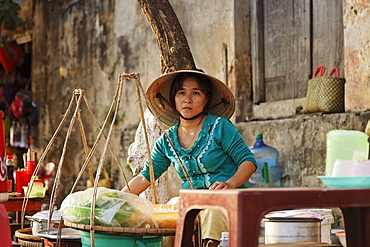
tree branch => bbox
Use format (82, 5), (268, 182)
(138, 0), (196, 73)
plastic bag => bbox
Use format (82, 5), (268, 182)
(60, 187), (154, 228)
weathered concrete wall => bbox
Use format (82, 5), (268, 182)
(236, 111), (370, 187)
(29, 0), (163, 204)
(170, 1), (234, 79)
(343, 0), (370, 111)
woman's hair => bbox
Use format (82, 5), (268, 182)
(169, 72), (213, 112)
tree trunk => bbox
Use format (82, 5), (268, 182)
(127, 0), (194, 207)
(138, 0), (196, 73)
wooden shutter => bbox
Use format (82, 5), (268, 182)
(251, 0), (343, 104)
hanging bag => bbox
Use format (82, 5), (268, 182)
(303, 66), (346, 113)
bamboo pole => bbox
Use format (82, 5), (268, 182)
(89, 74), (125, 247)
(70, 79), (129, 193)
(82, 92), (129, 187)
(48, 90), (85, 224)
(75, 90), (95, 187)
(134, 73), (158, 204)
(21, 92), (76, 228)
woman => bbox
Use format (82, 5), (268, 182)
(123, 70), (256, 247)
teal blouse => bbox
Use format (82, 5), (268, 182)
(141, 114), (256, 189)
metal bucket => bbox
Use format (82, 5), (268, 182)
(264, 217), (322, 244)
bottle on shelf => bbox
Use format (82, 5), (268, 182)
(6, 155), (15, 193)
(247, 133), (281, 188)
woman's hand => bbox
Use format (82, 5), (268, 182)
(209, 161), (256, 190)
(209, 181), (235, 190)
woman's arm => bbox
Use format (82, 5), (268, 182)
(209, 160), (255, 190)
(122, 174), (151, 195)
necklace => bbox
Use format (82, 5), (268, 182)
(179, 115), (205, 149)
(179, 124), (202, 149)
(181, 130), (198, 149)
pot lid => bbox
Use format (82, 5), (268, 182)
(31, 209), (62, 221)
(263, 217), (322, 222)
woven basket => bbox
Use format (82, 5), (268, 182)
(303, 67), (346, 114)
(15, 228), (43, 247)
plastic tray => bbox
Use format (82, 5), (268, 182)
(317, 176), (370, 188)
(37, 228), (81, 240)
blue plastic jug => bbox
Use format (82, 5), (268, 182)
(247, 133), (281, 188)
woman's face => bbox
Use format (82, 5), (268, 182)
(175, 77), (208, 119)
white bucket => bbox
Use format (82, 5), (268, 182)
(306, 209), (334, 243)
(264, 217), (322, 244)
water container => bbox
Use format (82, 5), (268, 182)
(326, 130), (369, 176)
(218, 232), (229, 247)
(247, 134), (281, 188)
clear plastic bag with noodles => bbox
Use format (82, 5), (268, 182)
(60, 187), (154, 228)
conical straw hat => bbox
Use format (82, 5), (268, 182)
(145, 70), (235, 126)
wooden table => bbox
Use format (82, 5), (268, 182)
(3, 196), (43, 223)
(3, 196), (44, 236)
(174, 188), (370, 247)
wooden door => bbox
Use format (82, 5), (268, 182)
(251, 0), (344, 104)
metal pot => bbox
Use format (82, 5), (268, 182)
(25, 209), (62, 235)
(264, 217), (322, 244)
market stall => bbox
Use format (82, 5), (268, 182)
(14, 73), (178, 247)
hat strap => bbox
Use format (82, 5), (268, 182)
(180, 111), (207, 121)
(208, 97), (231, 111)
(155, 92), (175, 111)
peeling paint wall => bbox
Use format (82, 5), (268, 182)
(30, 0), (163, 204)
(343, 0), (370, 111)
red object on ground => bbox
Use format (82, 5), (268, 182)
(0, 203), (12, 247)
(0, 43), (23, 73)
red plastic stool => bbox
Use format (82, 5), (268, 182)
(174, 188), (370, 247)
